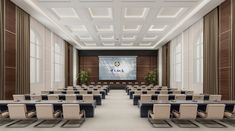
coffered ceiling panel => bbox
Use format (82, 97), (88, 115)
(11, 0), (224, 49)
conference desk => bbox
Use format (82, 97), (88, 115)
(25, 94), (102, 105)
(127, 88), (177, 95)
(126, 87), (178, 95)
(59, 88), (109, 95)
(0, 100), (96, 118)
(139, 100), (235, 118)
(133, 94), (210, 105)
(129, 90), (187, 99)
(42, 90), (106, 99)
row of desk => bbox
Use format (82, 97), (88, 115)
(0, 100), (96, 118)
(139, 100), (235, 117)
(126, 87), (172, 93)
(22, 94), (102, 105)
(42, 90), (106, 99)
(128, 90), (190, 99)
(133, 94), (213, 105)
(60, 87), (109, 93)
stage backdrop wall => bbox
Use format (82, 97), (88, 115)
(79, 50), (158, 83)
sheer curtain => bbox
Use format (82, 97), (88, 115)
(30, 18), (65, 94)
(170, 19), (203, 93)
(73, 48), (78, 86)
(158, 47), (162, 86)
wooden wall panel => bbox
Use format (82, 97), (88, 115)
(137, 56), (157, 82)
(65, 43), (74, 86)
(0, 0), (4, 100)
(4, 68), (16, 99)
(5, 31), (16, 67)
(3, 0), (16, 100)
(79, 56), (99, 83)
(218, 0), (231, 100)
(5, 0), (15, 33)
(79, 55), (158, 83)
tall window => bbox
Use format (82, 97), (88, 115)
(30, 29), (41, 83)
(194, 32), (203, 83)
(54, 41), (63, 82)
(173, 38), (182, 82)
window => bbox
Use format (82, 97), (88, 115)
(54, 41), (63, 82)
(30, 29), (41, 83)
(194, 32), (203, 83)
(173, 37), (182, 82)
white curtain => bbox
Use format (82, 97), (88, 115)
(30, 17), (65, 94)
(73, 48), (78, 86)
(158, 47), (162, 86)
(170, 19), (203, 94)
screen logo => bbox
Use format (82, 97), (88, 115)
(114, 61), (120, 67)
(111, 61), (124, 73)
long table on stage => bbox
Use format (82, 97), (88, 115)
(139, 100), (235, 118)
(0, 100), (96, 118)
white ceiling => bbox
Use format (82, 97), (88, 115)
(11, 0), (224, 50)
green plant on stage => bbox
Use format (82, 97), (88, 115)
(144, 69), (158, 85)
(78, 70), (89, 85)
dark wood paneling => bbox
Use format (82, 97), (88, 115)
(4, 68), (15, 100)
(79, 56), (99, 83)
(5, 0), (15, 33)
(137, 56), (157, 82)
(218, 0), (231, 100)
(232, 0), (235, 100)
(5, 31), (16, 67)
(79, 50), (158, 56)
(2, 0), (16, 100)
(0, 0), (5, 100)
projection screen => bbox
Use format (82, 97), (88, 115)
(99, 56), (137, 80)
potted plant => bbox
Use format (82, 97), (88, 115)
(144, 69), (158, 85)
(78, 70), (89, 85)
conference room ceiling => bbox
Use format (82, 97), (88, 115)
(12, 0), (223, 50)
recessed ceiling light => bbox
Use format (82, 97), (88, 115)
(123, 25), (142, 32)
(78, 35), (93, 40)
(124, 7), (149, 18)
(122, 42), (134, 46)
(88, 7), (112, 19)
(96, 25), (113, 32)
(66, 25), (88, 32)
(157, 7), (184, 18)
(51, 8), (79, 18)
(103, 42), (115, 46)
(84, 42), (96, 46)
(100, 34), (114, 40)
(143, 35), (158, 40)
(139, 42), (152, 46)
(148, 25), (168, 32)
(122, 35), (136, 40)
